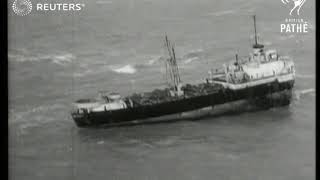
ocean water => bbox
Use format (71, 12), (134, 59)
(8, 0), (315, 179)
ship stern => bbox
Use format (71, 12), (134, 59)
(71, 112), (91, 127)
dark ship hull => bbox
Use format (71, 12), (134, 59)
(71, 80), (294, 127)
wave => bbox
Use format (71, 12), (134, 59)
(146, 49), (203, 66)
(147, 56), (162, 65)
(9, 52), (75, 66)
(111, 64), (137, 74)
(9, 103), (67, 134)
(96, 0), (113, 4)
(73, 69), (94, 77)
(183, 57), (199, 64)
(179, 49), (204, 65)
(109, 56), (163, 74)
(305, 22), (314, 31)
(97, 140), (105, 145)
(279, 34), (295, 40)
(108, 49), (204, 75)
(183, 49), (204, 58)
(294, 88), (315, 100)
(296, 74), (315, 79)
(143, 0), (154, 3)
(206, 10), (236, 17)
(299, 88), (315, 95)
(154, 137), (179, 146)
(9, 54), (40, 63)
(9, 104), (64, 123)
(51, 54), (75, 65)
(264, 41), (272, 46)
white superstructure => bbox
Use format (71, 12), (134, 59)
(208, 15), (295, 90)
(72, 92), (127, 113)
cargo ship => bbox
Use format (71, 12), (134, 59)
(71, 16), (295, 127)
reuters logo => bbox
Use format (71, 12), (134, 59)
(12, 0), (33, 16)
(11, 1), (85, 16)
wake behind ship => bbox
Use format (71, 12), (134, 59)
(71, 16), (295, 127)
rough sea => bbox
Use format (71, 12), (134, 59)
(9, 0), (315, 179)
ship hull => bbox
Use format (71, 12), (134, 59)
(71, 80), (294, 127)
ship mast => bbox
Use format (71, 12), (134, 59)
(164, 35), (181, 90)
(253, 15), (258, 46)
(252, 15), (264, 49)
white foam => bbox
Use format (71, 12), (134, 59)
(299, 88), (315, 95)
(146, 56), (161, 65)
(9, 52), (75, 65)
(52, 54), (75, 65)
(295, 88), (315, 100)
(97, 141), (105, 145)
(184, 57), (199, 64)
(112, 65), (137, 74)
(9, 54), (40, 62)
(9, 104), (66, 134)
(155, 138), (177, 146)
(9, 104), (64, 124)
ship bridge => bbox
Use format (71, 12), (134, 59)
(207, 15), (295, 90)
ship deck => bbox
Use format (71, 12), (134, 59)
(127, 83), (223, 107)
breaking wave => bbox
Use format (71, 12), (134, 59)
(299, 88), (315, 95)
(108, 48), (206, 74)
(294, 88), (315, 100)
(109, 56), (163, 74)
(111, 64), (137, 74)
(51, 54), (75, 65)
(108, 48), (203, 74)
(181, 49), (204, 64)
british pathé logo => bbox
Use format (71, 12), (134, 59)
(281, 0), (306, 16)
(12, 0), (85, 16)
(12, 0), (33, 16)
(280, 0), (309, 33)
(280, 18), (308, 33)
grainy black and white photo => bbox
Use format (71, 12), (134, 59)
(9, 0), (315, 179)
